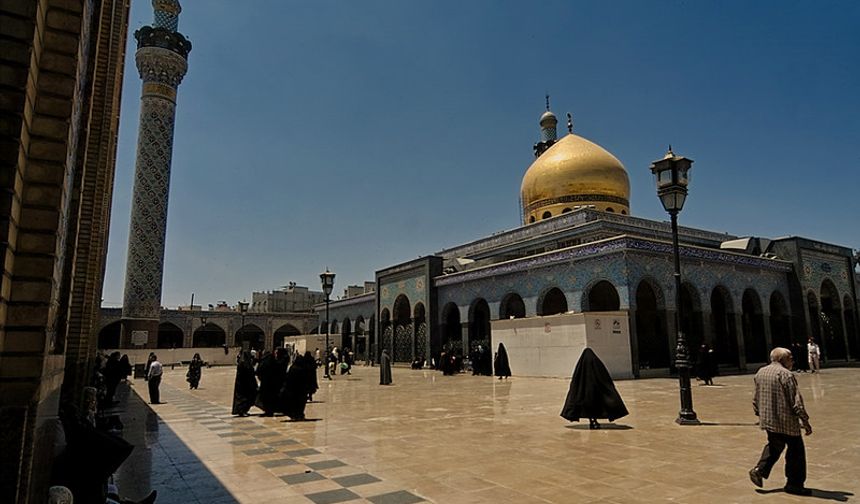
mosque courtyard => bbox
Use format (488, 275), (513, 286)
(115, 365), (859, 504)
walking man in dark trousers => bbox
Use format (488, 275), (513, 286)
(749, 347), (813, 496)
(147, 354), (163, 404)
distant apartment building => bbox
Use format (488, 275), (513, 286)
(252, 282), (326, 313)
(344, 281), (376, 299)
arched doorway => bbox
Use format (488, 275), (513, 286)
(499, 293), (526, 319)
(368, 314), (376, 362)
(742, 289), (767, 364)
(235, 324), (265, 351)
(469, 298), (491, 375)
(380, 308), (392, 362)
(441, 302), (462, 355)
(414, 303), (427, 363)
(98, 321), (121, 349)
(807, 292), (822, 350)
(393, 295), (412, 362)
(341, 318), (353, 352)
(680, 282), (704, 357)
(586, 281), (620, 311)
(635, 280), (668, 369)
(354, 316), (367, 360)
(273, 324), (301, 349)
(330, 320), (339, 336)
(844, 296), (857, 359)
(820, 280), (846, 360)
(769, 291), (791, 349)
(193, 323), (226, 347)
(539, 287), (567, 315)
(157, 322), (184, 349)
(710, 286), (739, 367)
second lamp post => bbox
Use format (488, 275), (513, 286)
(320, 269), (335, 380)
(650, 147), (699, 425)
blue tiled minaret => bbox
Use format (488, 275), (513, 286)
(122, 0), (191, 345)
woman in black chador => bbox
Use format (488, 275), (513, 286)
(232, 351), (258, 416)
(281, 352), (312, 420)
(187, 353), (203, 389)
(695, 343), (715, 385)
(256, 350), (286, 416)
(379, 349), (393, 385)
(494, 342), (511, 380)
(560, 348), (628, 429)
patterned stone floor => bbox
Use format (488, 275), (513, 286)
(115, 364), (859, 503)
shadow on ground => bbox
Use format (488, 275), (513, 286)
(112, 382), (239, 504)
(565, 423), (633, 430)
(755, 488), (853, 501)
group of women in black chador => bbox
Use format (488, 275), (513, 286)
(231, 348), (319, 420)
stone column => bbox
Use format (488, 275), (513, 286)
(121, 0), (191, 346)
(733, 313), (747, 370)
(762, 310), (773, 352)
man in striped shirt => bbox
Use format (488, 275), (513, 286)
(749, 347), (813, 496)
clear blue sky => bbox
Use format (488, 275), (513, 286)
(101, 0), (860, 309)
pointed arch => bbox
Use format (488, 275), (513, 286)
(680, 282), (704, 354)
(742, 288), (767, 363)
(539, 287), (567, 316)
(769, 291), (791, 349)
(273, 323), (301, 349)
(499, 292), (526, 319)
(820, 279), (846, 359)
(98, 321), (122, 349)
(235, 323), (265, 351)
(844, 295), (858, 359)
(584, 280), (620, 312)
(635, 279), (669, 369)
(157, 322), (184, 349)
(341, 317), (353, 351)
(441, 302), (462, 354)
(414, 302), (427, 361)
(710, 286), (739, 367)
(193, 323), (226, 347)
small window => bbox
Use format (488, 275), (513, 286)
(606, 207), (615, 213)
(529, 215), (536, 223)
(542, 211), (552, 219)
(621, 210), (627, 215)
(561, 208), (572, 213)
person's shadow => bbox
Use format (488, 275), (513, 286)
(756, 488), (853, 501)
(565, 423), (633, 430)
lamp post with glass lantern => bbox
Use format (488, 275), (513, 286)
(320, 269), (336, 380)
(650, 147), (699, 425)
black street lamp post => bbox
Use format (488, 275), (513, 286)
(320, 269), (336, 380)
(650, 147), (699, 425)
(238, 300), (249, 351)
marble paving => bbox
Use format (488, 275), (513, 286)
(115, 364), (859, 503)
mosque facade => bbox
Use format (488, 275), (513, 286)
(319, 106), (860, 376)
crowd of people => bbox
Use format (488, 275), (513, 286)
(57, 333), (826, 501)
(231, 348), (320, 420)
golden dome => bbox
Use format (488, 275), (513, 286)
(521, 133), (630, 223)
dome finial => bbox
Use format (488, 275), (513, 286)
(566, 113), (573, 133)
(545, 94), (551, 112)
(664, 144), (675, 158)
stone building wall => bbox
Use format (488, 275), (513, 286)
(0, 1), (128, 502)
